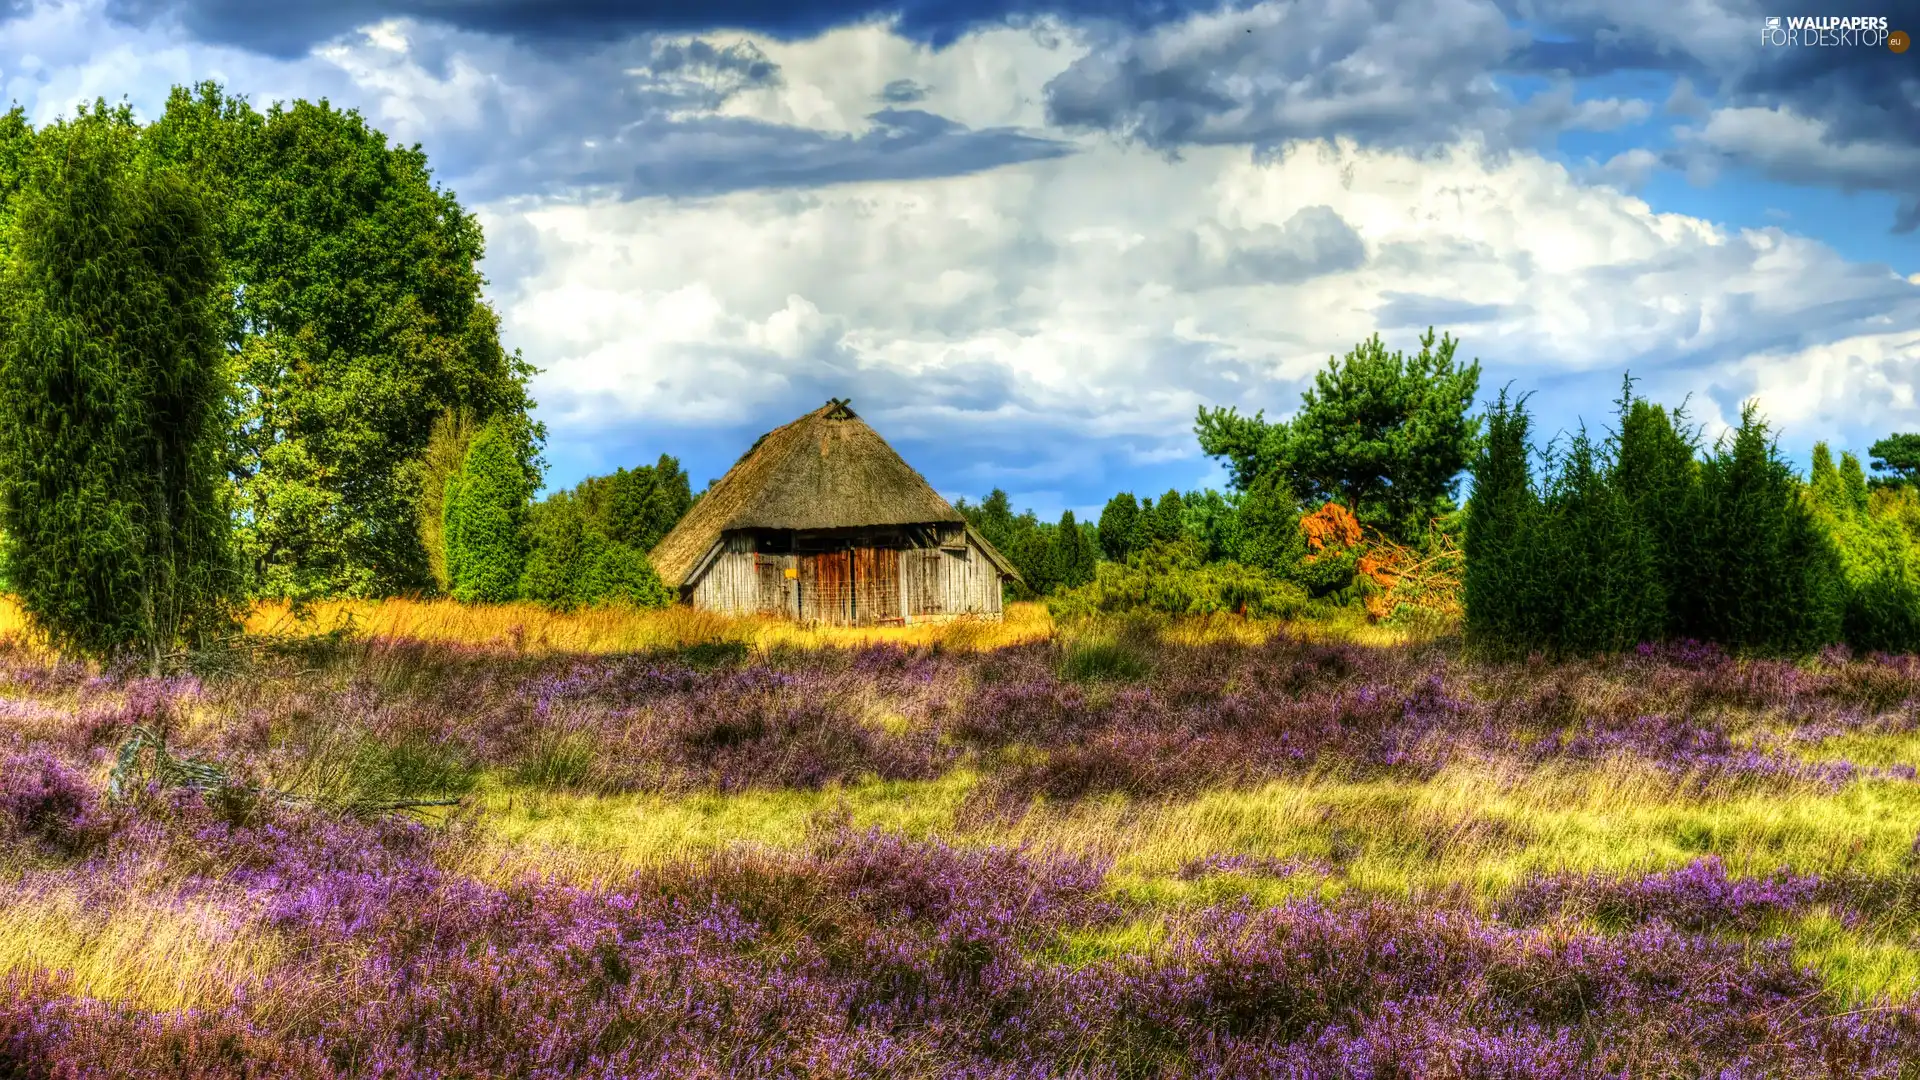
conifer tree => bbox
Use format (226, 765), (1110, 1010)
(1809, 444), (1920, 652)
(1608, 380), (1701, 638)
(1693, 405), (1843, 653)
(1232, 473), (1306, 577)
(1050, 510), (1098, 590)
(1538, 428), (1663, 653)
(443, 420), (531, 604)
(1097, 493), (1144, 563)
(1144, 489), (1187, 547)
(1463, 390), (1541, 650)
(0, 106), (236, 664)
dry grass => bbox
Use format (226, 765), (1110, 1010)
(6, 591), (1442, 659)
(0, 594), (30, 648)
(0, 887), (281, 1012)
(247, 597), (1058, 654)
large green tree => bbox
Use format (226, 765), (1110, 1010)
(145, 83), (542, 600)
(0, 105), (236, 663)
(1197, 327), (1482, 541)
(574, 455), (694, 554)
(1868, 434), (1920, 489)
(1537, 429), (1665, 653)
(1096, 493), (1144, 563)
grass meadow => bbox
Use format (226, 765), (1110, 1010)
(3, 596), (1919, 1076)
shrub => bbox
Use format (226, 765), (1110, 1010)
(1536, 428), (1664, 653)
(1047, 539), (1308, 621)
(443, 420), (533, 604)
(1097, 492), (1145, 562)
(1610, 389), (1703, 638)
(1463, 390), (1547, 650)
(414, 409), (477, 595)
(1810, 443), (1920, 652)
(1231, 473), (1306, 577)
(520, 493), (672, 611)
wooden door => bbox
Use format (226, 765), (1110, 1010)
(754, 555), (791, 616)
(852, 547), (903, 625)
(800, 550), (852, 625)
(906, 547), (944, 617)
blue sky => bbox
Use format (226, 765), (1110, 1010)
(4, 0), (1919, 518)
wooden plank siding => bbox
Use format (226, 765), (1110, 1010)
(853, 547), (904, 625)
(800, 550), (853, 625)
(687, 529), (1005, 623)
(688, 535), (760, 616)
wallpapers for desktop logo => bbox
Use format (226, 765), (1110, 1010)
(1759, 14), (1905, 48)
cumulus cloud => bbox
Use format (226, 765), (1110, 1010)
(1043, 0), (1527, 152)
(1669, 106), (1920, 232)
(8, 0), (1919, 509)
(485, 134), (1920, 508)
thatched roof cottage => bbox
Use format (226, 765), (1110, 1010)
(648, 399), (1020, 624)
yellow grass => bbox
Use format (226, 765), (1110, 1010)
(0, 594), (29, 646)
(6, 589), (1437, 659)
(248, 597), (1057, 654)
(0, 888), (281, 1011)
(461, 758), (1920, 1002)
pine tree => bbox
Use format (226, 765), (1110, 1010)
(0, 105), (236, 664)
(1050, 510), (1098, 590)
(603, 454), (693, 552)
(1197, 328), (1482, 541)
(1538, 428), (1663, 653)
(519, 491), (670, 611)
(1144, 489), (1187, 547)
(443, 420), (532, 604)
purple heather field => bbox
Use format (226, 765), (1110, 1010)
(3, 632), (1920, 1078)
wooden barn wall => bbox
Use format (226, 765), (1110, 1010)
(689, 535), (762, 616)
(902, 536), (1003, 622)
(690, 530), (1004, 624)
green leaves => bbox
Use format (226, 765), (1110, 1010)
(1197, 328), (1482, 543)
(444, 420), (532, 604)
(1467, 384), (1858, 657)
(0, 104), (237, 663)
(1867, 434), (1920, 489)
(1809, 442), (1920, 652)
(148, 83), (543, 600)
(518, 489), (673, 612)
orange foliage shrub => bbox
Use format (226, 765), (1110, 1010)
(1299, 502), (1364, 553)
(1295, 502), (1461, 622)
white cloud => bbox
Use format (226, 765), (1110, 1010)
(485, 131), (1920, 482)
(713, 18), (1085, 135)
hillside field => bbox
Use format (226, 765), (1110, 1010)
(3, 599), (1920, 1076)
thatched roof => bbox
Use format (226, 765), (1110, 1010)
(650, 400), (1018, 588)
